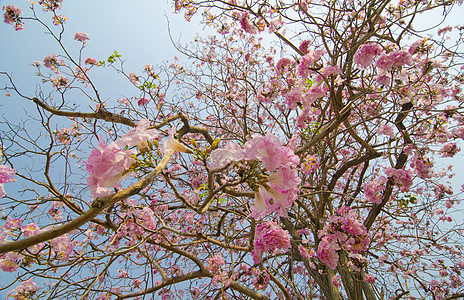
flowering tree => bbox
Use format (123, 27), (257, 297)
(1, 0), (464, 299)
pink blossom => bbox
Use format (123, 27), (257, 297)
(239, 12), (257, 34)
(21, 223), (41, 237)
(243, 133), (298, 171)
(51, 75), (70, 89)
(0, 165), (15, 183)
(363, 176), (387, 204)
(50, 234), (74, 261)
(0, 252), (24, 272)
(298, 244), (315, 260)
(298, 49), (324, 78)
(85, 136), (134, 198)
(375, 50), (413, 71)
(56, 128), (71, 144)
(44, 54), (65, 73)
(410, 154), (433, 179)
(209, 141), (244, 169)
(129, 72), (140, 85)
(285, 87), (304, 110)
(275, 58), (294, 75)
(299, 40), (312, 54)
(52, 14), (67, 25)
(385, 168), (413, 192)
(161, 126), (189, 154)
(38, 0), (63, 11)
(302, 155), (318, 174)
(439, 143), (460, 158)
(317, 237), (339, 269)
(3, 5), (24, 31)
(251, 221), (291, 264)
(116, 119), (159, 150)
(74, 32), (89, 42)
(332, 275), (342, 288)
(377, 124), (395, 139)
(364, 274), (375, 284)
(137, 97), (150, 106)
(252, 270), (270, 290)
(354, 43), (383, 69)
(85, 57), (99, 65)
(8, 278), (40, 300)
(207, 253), (225, 273)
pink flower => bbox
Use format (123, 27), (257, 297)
(0, 252), (24, 272)
(410, 154), (433, 179)
(439, 143), (460, 158)
(385, 168), (413, 192)
(137, 97), (150, 106)
(85, 136), (134, 198)
(56, 128), (71, 144)
(332, 275), (342, 288)
(8, 278), (39, 299)
(2, 5), (24, 31)
(209, 142), (244, 169)
(38, 0), (63, 11)
(44, 54), (65, 73)
(116, 119), (159, 150)
(0, 165), (15, 183)
(317, 237), (339, 269)
(239, 12), (257, 34)
(51, 75), (70, 89)
(251, 221), (291, 264)
(243, 134), (298, 171)
(298, 49), (324, 78)
(85, 57), (99, 65)
(161, 127), (189, 154)
(275, 58), (294, 75)
(298, 244), (315, 260)
(377, 124), (395, 139)
(285, 87), (304, 110)
(129, 72), (140, 85)
(74, 32), (89, 42)
(207, 254), (225, 273)
(299, 40), (312, 54)
(363, 176), (387, 204)
(375, 50), (413, 71)
(354, 43), (383, 69)
(252, 270), (270, 290)
(364, 274), (376, 284)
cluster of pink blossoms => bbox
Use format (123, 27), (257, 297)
(43, 54), (65, 73)
(3, 5), (24, 31)
(37, 0), (63, 11)
(74, 32), (89, 43)
(85, 119), (159, 198)
(8, 278), (40, 300)
(0, 164), (15, 199)
(239, 12), (257, 34)
(375, 49), (413, 71)
(210, 133), (300, 218)
(354, 43), (383, 69)
(317, 207), (370, 269)
(252, 221), (291, 264)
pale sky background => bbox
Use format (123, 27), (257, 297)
(1, 0), (464, 298)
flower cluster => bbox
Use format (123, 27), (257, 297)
(239, 12), (257, 34)
(85, 136), (134, 198)
(0, 164), (15, 199)
(211, 133), (300, 218)
(317, 207), (370, 269)
(376, 50), (413, 71)
(44, 54), (65, 73)
(116, 119), (159, 151)
(3, 5), (24, 31)
(354, 43), (383, 69)
(252, 221), (291, 264)
(74, 32), (89, 43)
(8, 278), (39, 300)
(38, 0), (63, 11)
